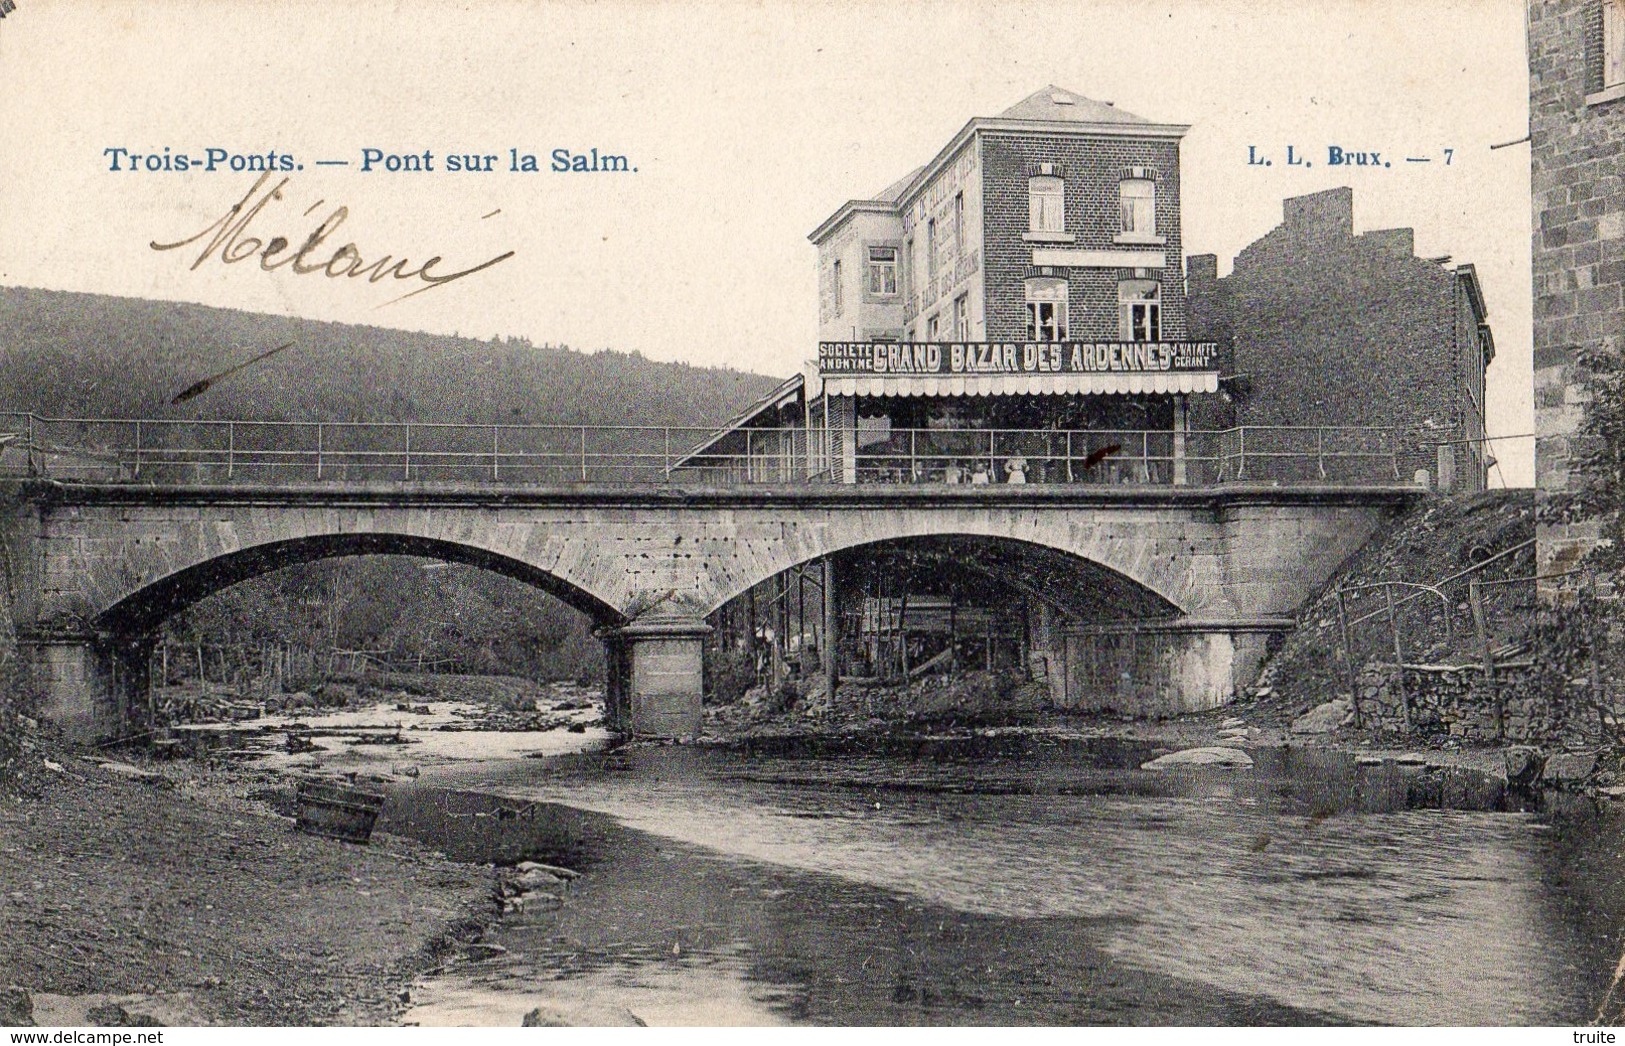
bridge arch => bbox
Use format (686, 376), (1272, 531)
(698, 520), (1198, 621)
(91, 531), (626, 638)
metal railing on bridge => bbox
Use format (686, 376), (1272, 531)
(0, 412), (1403, 488)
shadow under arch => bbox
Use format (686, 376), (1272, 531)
(705, 531), (1186, 623)
(93, 532), (626, 638)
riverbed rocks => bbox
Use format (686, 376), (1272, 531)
(522, 1005), (572, 1027)
(1, 986), (32, 1025)
(1543, 751), (1598, 788)
(1141, 746), (1254, 770)
(1505, 746), (1546, 788)
(500, 861), (576, 915)
(519, 1002), (645, 1027)
(1291, 699), (1352, 735)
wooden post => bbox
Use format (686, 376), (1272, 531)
(1585, 584), (1607, 740)
(773, 571), (787, 685)
(822, 555), (837, 687)
(1337, 590), (1360, 727)
(1386, 585), (1411, 729)
(898, 594), (910, 677)
(1469, 579), (1500, 740)
(1172, 395), (1188, 486)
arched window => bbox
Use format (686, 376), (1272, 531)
(1118, 280), (1160, 341)
(1025, 277), (1068, 341)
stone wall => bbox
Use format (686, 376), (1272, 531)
(1529, 0), (1625, 594)
(8, 483), (1413, 737)
(1355, 659), (1594, 743)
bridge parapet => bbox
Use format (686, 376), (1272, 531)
(1, 413), (1405, 490)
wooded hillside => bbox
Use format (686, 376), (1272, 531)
(1, 286), (782, 687)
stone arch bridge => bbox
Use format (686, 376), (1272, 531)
(1, 479), (1415, 739)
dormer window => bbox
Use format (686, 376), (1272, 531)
(1028, 176), (1065, 234)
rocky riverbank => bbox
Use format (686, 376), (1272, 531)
(698, 680), (1621, 800)
(0, 751), (504, 1026)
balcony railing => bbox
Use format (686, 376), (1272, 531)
(0, 412), (1403, 488)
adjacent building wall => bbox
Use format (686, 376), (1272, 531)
(1187, 187), (1491, 489)
(817, 210), (907, 343)
(901, 139), (983, 342)
(1530, 0), (1625, 592)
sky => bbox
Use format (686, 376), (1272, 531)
(0, 0), (1534, 484)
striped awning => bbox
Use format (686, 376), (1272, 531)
(821, 371), (1219, 398)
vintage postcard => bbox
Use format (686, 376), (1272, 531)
(0, 0), (1618, 1034)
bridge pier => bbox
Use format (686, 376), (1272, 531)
(608, 611), (712, 739)
(18, 631), (151, 742)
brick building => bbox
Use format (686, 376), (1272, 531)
(1187, 187), (1495, 492)
(1529, 0), (1625, 591)
(672, 89), (1472, 714)
(811, 84), (1193, 348)
(791, 85), (1219, 486)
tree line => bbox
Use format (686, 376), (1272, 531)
(2, 285), (780, 688)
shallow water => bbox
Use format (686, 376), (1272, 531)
(387, 737), (1625, 1026)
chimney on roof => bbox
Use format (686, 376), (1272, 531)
(1282, 187), (1354, 239)
(1187, 253), (1219, 288)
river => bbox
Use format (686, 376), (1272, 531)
(376, 734), (1624, 1026)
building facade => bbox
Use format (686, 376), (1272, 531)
(1530, 0), (1625, 592)
(800, 86), (1217, 487)
(812, 85), (1192, 349)
(679, 88), (1237, 715)
(1188, 186), (1495, 492)
(673, 88), (1490, 717)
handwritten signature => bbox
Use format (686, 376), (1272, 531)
(150, 172), (514, 305)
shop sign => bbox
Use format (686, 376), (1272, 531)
(818, 340), (1220, 375)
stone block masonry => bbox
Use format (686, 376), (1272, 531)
(1354, 659), (1594, 745)
(2, 481), (1415, 739)
(1529, 0), (1625, 594)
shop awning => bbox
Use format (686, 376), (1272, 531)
(820, 371), (1219, 397)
